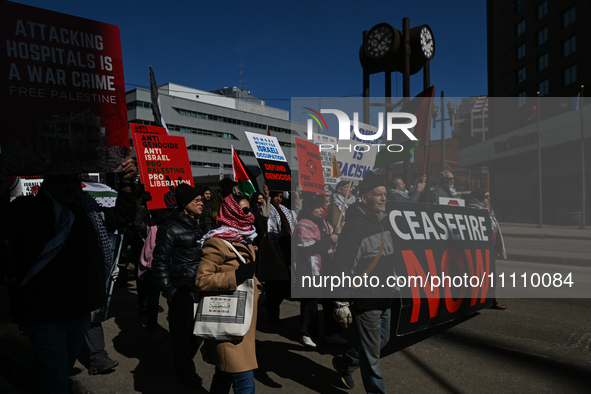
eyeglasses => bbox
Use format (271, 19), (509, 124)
(484, 194), (490, 199)
(193, 198), (203, 204)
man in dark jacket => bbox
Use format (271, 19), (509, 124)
(152, 183), (204, 388)
(0, 157), (137, 394)
(331, 172), (394, 393)
(388, 176), (426, 203)
(429, 170), (457, 204)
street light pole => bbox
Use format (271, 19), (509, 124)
(432, 92), (455, 176)
(440, 91), (446, 172)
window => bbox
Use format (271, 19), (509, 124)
(537, 27), (548, 45)
(563, 6), (575, 28)
(517, 43), (526, 59)
(537, 53), (548, 71)
(537, 1), (548, 19)
(516, 20), (526, 36)
(538, 79), (549, 96)
(564, 65), (577, 85)
(518, 92), (527, 106)
(563, 35), (576, 56)
(516, 0), (525, 13)
(517, 67), (526, 83)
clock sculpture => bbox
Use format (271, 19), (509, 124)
(359, 22), (435, 75)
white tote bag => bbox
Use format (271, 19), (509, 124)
(193, 240), (254, 341)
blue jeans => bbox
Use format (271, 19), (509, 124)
(342, 308), (391, 394)
(27, 313), (91, 394)
(210, 369), (255, 394)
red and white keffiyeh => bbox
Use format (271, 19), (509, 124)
(198, 195), (256, 247)
(294, 218), (333, 276)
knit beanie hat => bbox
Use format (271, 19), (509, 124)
(175, 183), (202, 208)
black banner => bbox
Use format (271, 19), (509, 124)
(387, 202), (495, 335)
(257, 158), (291, 191)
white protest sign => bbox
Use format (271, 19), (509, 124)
(244, 131), (287, 162)
(313, 133), (338, 186)
(335, 121), (379, 181)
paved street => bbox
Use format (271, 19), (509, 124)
(1, 223), (590, 393)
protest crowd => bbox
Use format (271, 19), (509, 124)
(0, 151), (507, 393)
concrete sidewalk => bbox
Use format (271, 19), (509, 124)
(499, 222), (591, 265)
(499, 222), (591, 241)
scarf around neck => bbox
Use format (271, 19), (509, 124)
(22, 192), (112, 287)
(332, 193), (356, 212)
(198, 195), (256, 247)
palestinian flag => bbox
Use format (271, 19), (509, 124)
(232, 146), (257, 196)
(374, 85), (436, 168)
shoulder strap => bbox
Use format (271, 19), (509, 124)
(363, 225), (385, 276)
(221, 239), (247, 264)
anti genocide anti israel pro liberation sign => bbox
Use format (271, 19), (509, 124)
(1, 2), (129, 175)
(130, 124), (194, 209)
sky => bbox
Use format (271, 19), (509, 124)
(9, 0), (488, 137)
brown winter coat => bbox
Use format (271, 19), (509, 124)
(195, 237), (260, 373)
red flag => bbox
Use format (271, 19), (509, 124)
(266, 126), (270, 136)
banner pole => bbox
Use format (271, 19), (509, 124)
(336, 179), (353, 228)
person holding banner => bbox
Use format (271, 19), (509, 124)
(327, 181), (356, 227)
(196, 194), (260, 394)
(468, 188), (507, 310)
(152, 183), (205, 388)
(331, 172), (394, 393)
(0, 156), (138, 394)
(429, 170), (457, 204)
(388, 176), (426, 203)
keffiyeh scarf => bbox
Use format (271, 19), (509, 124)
(270, 203), (294, 235)
(294, 218), (333, 276)
(468, 198), (499, 235)
(331, 193), (356, 212)
(198, 195), (257, 247)
(22, 192), (112, 287)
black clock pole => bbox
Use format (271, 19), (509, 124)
(423, 61), (431, 183)
(363, 30), (370, 124)
(403, 17), (411, 186)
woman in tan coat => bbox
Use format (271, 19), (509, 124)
(196, 194), (260, 394)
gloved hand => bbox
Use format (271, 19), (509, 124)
(235, 262), (257, 285)
(333, 301), (352, 329)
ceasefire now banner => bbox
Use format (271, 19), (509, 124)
(387, 202), (495, 335)
(130, 123), (193, 209)
(1, 1), (129, 175)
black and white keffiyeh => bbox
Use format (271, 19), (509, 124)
(468, 198), (499, 235)
(270, 203), (294, 234)
(331, 193), (356, 212)
(21, 192), (112, 287)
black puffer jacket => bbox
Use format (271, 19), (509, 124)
(152, 210), (203, 298)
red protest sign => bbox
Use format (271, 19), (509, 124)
(130, 123), (193, 209)
(295, 137), (325, 194)
(2, 2), (129, 175)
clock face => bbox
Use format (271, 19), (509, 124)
(420, 27), (434, 60)
(366, 24), (394, 59)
